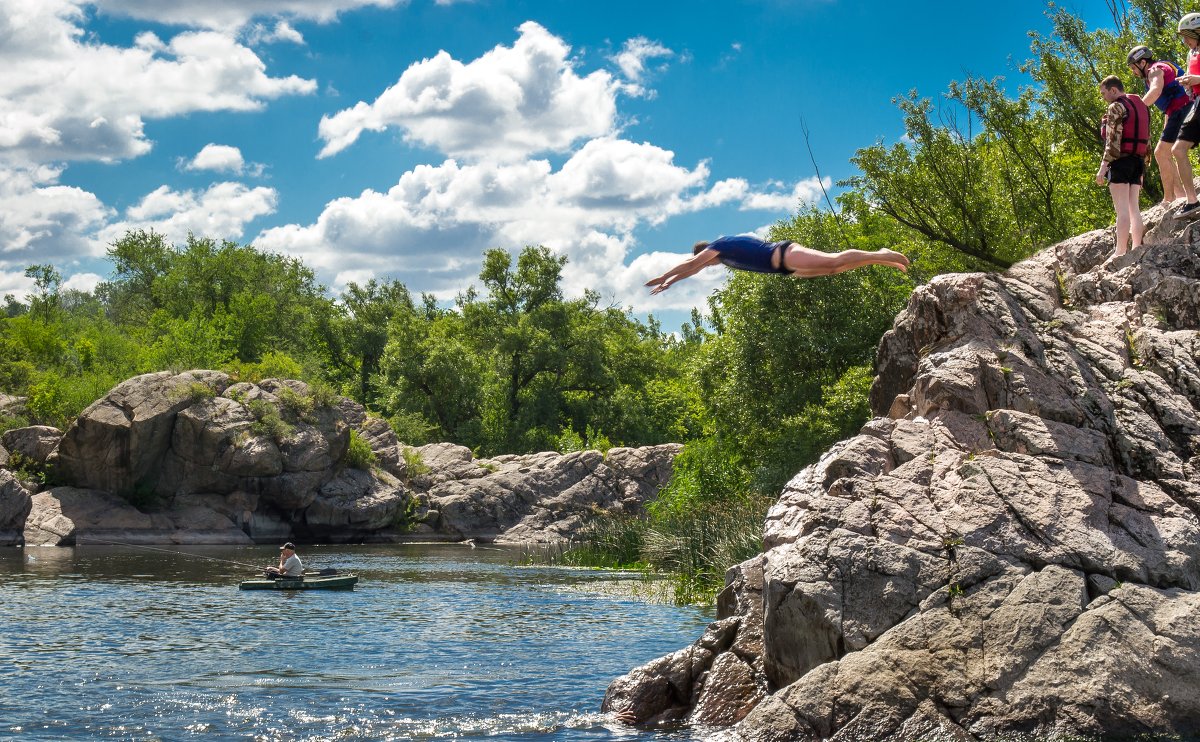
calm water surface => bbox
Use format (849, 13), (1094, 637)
(0, 544), (715, 740)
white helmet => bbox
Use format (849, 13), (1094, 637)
(1179, 12), (1200, 39)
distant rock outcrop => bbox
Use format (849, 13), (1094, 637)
(1, 370), (678, 546)
(411, 443), (681, 543)
(607, 204), (1200, 739)
(0, 470), (31, 546)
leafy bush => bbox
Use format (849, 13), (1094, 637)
(390, 411), (436, 446)
(247, 399), (294, 442)
(5, 451), (46, 484)
(563, 495), (769, 604)
(275, 385), (315, 421)
(171, 380), (216, 404)
(345, 429), (376, 470)
(389, 494), (420, 531)
(307, 381), (340, 409)
(400, 446), (430, 485)
(226, 350), (304, 384)
(556, 424), (613, 454)
(0, 414), (30, 435)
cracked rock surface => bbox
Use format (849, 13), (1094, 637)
(607, 205), (1200, 739)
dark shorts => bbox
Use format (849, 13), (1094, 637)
(1109, 155), (1145, 185)
(1161, 106), (1188, 143)
(1178, 98), (1200, 145)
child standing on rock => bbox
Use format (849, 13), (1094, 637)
(1096, 75), (1149, 257)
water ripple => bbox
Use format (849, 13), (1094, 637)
(0, 544), (710, 740)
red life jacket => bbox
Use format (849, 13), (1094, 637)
(1101, 94), (1150, 157)
(1148, 61), (1189, 115)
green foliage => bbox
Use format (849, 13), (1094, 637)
(389, 494), (420, 531)
(345, 429), (377, 470)
(226, 351), (305, 384)
(5, 451), (48, 485)
(0, 413), (30, 435)
(388, 410), (438, 446)
(172, 381), (216, 404)
(563, 494), (769, 604)
(556, 424), (613, 454)
(307, 381), (341, 409)
(649, 437), (751, 519)
(247, 399), (294, 442)
(275, 385), (316, 422)
(402, 447), (431, 478)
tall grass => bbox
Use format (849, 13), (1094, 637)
(562, 494), (770, 604)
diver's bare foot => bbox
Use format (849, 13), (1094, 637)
(880, 248), (910, 267)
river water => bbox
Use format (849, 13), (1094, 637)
(0, 543), (715, 740)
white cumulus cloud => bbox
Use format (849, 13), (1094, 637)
(739, 176), (830, 211)
(0, 0), (316, 165)
(186, 144), (246, 174)
(317, 21), (619, 161)
(610, 37), (673, 97)
(245, 20), (306, 45)
(257, 137), (821, 310)
(90, 0), (403, 31)
(0, 164), (112, 270)
(97, 182), (279, 249)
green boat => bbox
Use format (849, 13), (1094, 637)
(239, 574), (359, 590)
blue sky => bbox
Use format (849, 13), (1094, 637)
(1, 0), (1109, 329)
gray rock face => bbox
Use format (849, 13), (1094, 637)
(0, 470), (32, 546)
(51, 370), (232, 496)
(3, 371), (679, 546)
(22, 487), (252, 546)
(1, 426), (63, 465)
(612, 206), (1200, 737)
(37, 372), (387, 542)
(420, 443), (681, 543)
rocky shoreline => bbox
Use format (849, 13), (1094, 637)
(604, 204), (1200, 739)
(0, 373), (679, 547)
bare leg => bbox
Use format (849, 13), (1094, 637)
(1171, 139), (1198, 204)
(1128, 183), (1144, 249)
(1109, 182), (1133, 256)
(783, 245), (909, 277)
(1155, 140), (1184, 203)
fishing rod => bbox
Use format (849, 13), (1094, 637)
(75, 536), (264, 571)
(800, 117), (856, 252)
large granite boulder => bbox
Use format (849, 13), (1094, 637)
(304, 467), (408, 538)
(0, 470), (32, 545)
(0, 394), (26, 420)
(611, 204), (1200, 737)
(50, 370), (232, 496)
(22, 487), (251, 546)
(419, 443), (682, 543)
(11, 371), (680, 545)
(1, 425), (62, 465)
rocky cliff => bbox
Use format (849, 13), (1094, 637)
(605, 204), (1200, 739)
(0, 372), (678, 546)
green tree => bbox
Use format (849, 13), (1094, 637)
(24, 265), (63, 324)
(318, 279), (415, 404)
(694, 208), (913, 491)
(376, 307), (486, 446)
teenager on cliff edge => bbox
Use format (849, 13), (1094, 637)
(1169, 13), (1200, 218)
(644, 235), (909, 295)
(1127, 44), (1191, 204)
(1096, 74), (1149, 257)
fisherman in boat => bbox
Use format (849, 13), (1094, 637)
(264, 542), (303, 579)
